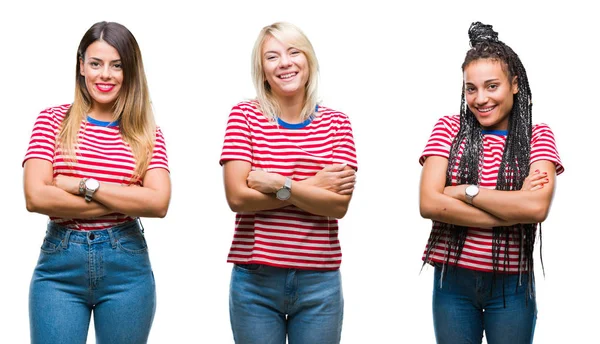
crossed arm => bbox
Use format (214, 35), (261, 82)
(419, 155), (556, 228)
(24, 159), (171, 218)
(223, 160), (356, 219)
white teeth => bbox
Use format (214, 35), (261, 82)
(478, 106), (494, 113)
(279, 73), (296, 79)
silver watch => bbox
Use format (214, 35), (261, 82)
(276, 177), (292, 201)
(84, 178), (100, 202)
(465, 185), (479, 205)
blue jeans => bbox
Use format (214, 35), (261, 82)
(29, 220), (156, 344)
(432, 265), (537, 344)
(229, 264), (344, 344)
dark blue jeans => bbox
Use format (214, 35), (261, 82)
(29, 220), (156, 344)
(432, 265), (537, 344)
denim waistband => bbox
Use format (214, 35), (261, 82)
(46, 219), (143, 246)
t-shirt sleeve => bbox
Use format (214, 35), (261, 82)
(22, 108), (62, 167)
(530, 123), (564, 175)
(147, 127), (169, 172)
(219, 104), (253, 165)
(419, 115), (460, 165)
(332, 114), (358, 171)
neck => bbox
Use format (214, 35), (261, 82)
(89, 102), (116, 122)
(274, 93), (305, 124)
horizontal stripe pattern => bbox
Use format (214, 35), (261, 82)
(419, 115), (564, 272)
(23, 104), (169, 230)
(220, 101), (357, 270)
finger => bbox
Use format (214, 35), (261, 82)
(338, 182), (355, 191)
(530, 185), (542, 191)
(338, 187), (354, 195)
(339, 176), (356, 185)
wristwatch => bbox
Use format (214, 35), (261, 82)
(276, 177), (292, 201)
(465, 185), (479, 205)
(79, 178), (88, 195)
(84, 178), (100, 202)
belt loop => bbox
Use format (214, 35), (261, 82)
(107, 228), (117, 249)
(62, 229), (72, 248)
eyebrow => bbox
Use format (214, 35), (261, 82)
(88, 57), (122, 63)
(465, 78), (501, 85)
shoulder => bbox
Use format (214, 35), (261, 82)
(427, 114), (460, 138)
(315, 105), (352, 126)
(34, 104), (71, 128)
(532, 122), (555, 136)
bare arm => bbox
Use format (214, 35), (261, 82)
(246, 166), (355, 219)
(53, 169), (171, 218)
(23, 159), (112, 218)
(419, 156), (515, 228)
(223, 160), (288, 212)
(444, 160), (557, 223)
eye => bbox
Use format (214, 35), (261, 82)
(266, 55), (277, 61)
(488, 84), (498, 90)
(90, 61), (100, 68)
(113, 63), (122, 70)
(290, 50), (301, 56)
(465, 86), (476, 93)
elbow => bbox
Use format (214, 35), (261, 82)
(530, 205), (550, 223)
(331, 206), (348, 219)
(226, 196), (245, 213)
(25, 194), (41, 213)
(419, 200), (435, 220)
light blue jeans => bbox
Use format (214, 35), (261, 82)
(29, 219), (156, 344)
(229, 264), (344, 344)
(432, 264), (537, 344)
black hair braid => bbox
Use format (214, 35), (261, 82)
(423, 22), (539, 304)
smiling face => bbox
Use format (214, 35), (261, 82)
(79, 40), (123, 111)
(464, 59), (518, 131)
(261, 35), (309, 102)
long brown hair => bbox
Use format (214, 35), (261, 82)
(58, 21), (156, 182)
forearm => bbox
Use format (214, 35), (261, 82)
(460, 187), (550, 223)
(92, 183), (169, 218)
(226, 186), (289, 212)
(25, 185), (112, 218)
(421, 193), (515, 228)
(285, 177), (351, 218)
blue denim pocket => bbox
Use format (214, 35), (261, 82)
(40, 235), (62, 254)
(116, 232), (148, 254)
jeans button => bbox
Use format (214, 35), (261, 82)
(89, 233), (95, 240)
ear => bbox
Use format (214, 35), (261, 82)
(79, 57), (85, 76)
(511, 76), (518, 94)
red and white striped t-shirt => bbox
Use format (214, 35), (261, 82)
(23, 104), (169, 230)
(419, 115), (564, 272)
(220, 101), (358, 270)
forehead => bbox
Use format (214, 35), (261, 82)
(262, 35), (289, 53)
(84, 40), (120, 59)
(464, 59), (508, 81)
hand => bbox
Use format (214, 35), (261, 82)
(247, 170), (285, 194)
(521, 169), (548, 191)
(52, 175), (82, 195)
(303, 164), (356, 195)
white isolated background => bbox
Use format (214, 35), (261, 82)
(0, 0), (596, 343)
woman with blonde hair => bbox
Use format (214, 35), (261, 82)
(23, 21), (170, 344)
(220, 22), (357, 344)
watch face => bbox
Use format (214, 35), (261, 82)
(276, 188), (291, 200)
(86, 179), (100, 191)
(466, 185), (479, 197)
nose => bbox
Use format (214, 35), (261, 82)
(475, 91), (488, 105)
(100, 65), (111, 79)
(279, 54), (292, 68)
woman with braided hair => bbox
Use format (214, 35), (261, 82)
(419, 22), (564, 343)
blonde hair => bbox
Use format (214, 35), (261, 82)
(251, 22), (319, 122)
(58, 21), (155, 183)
